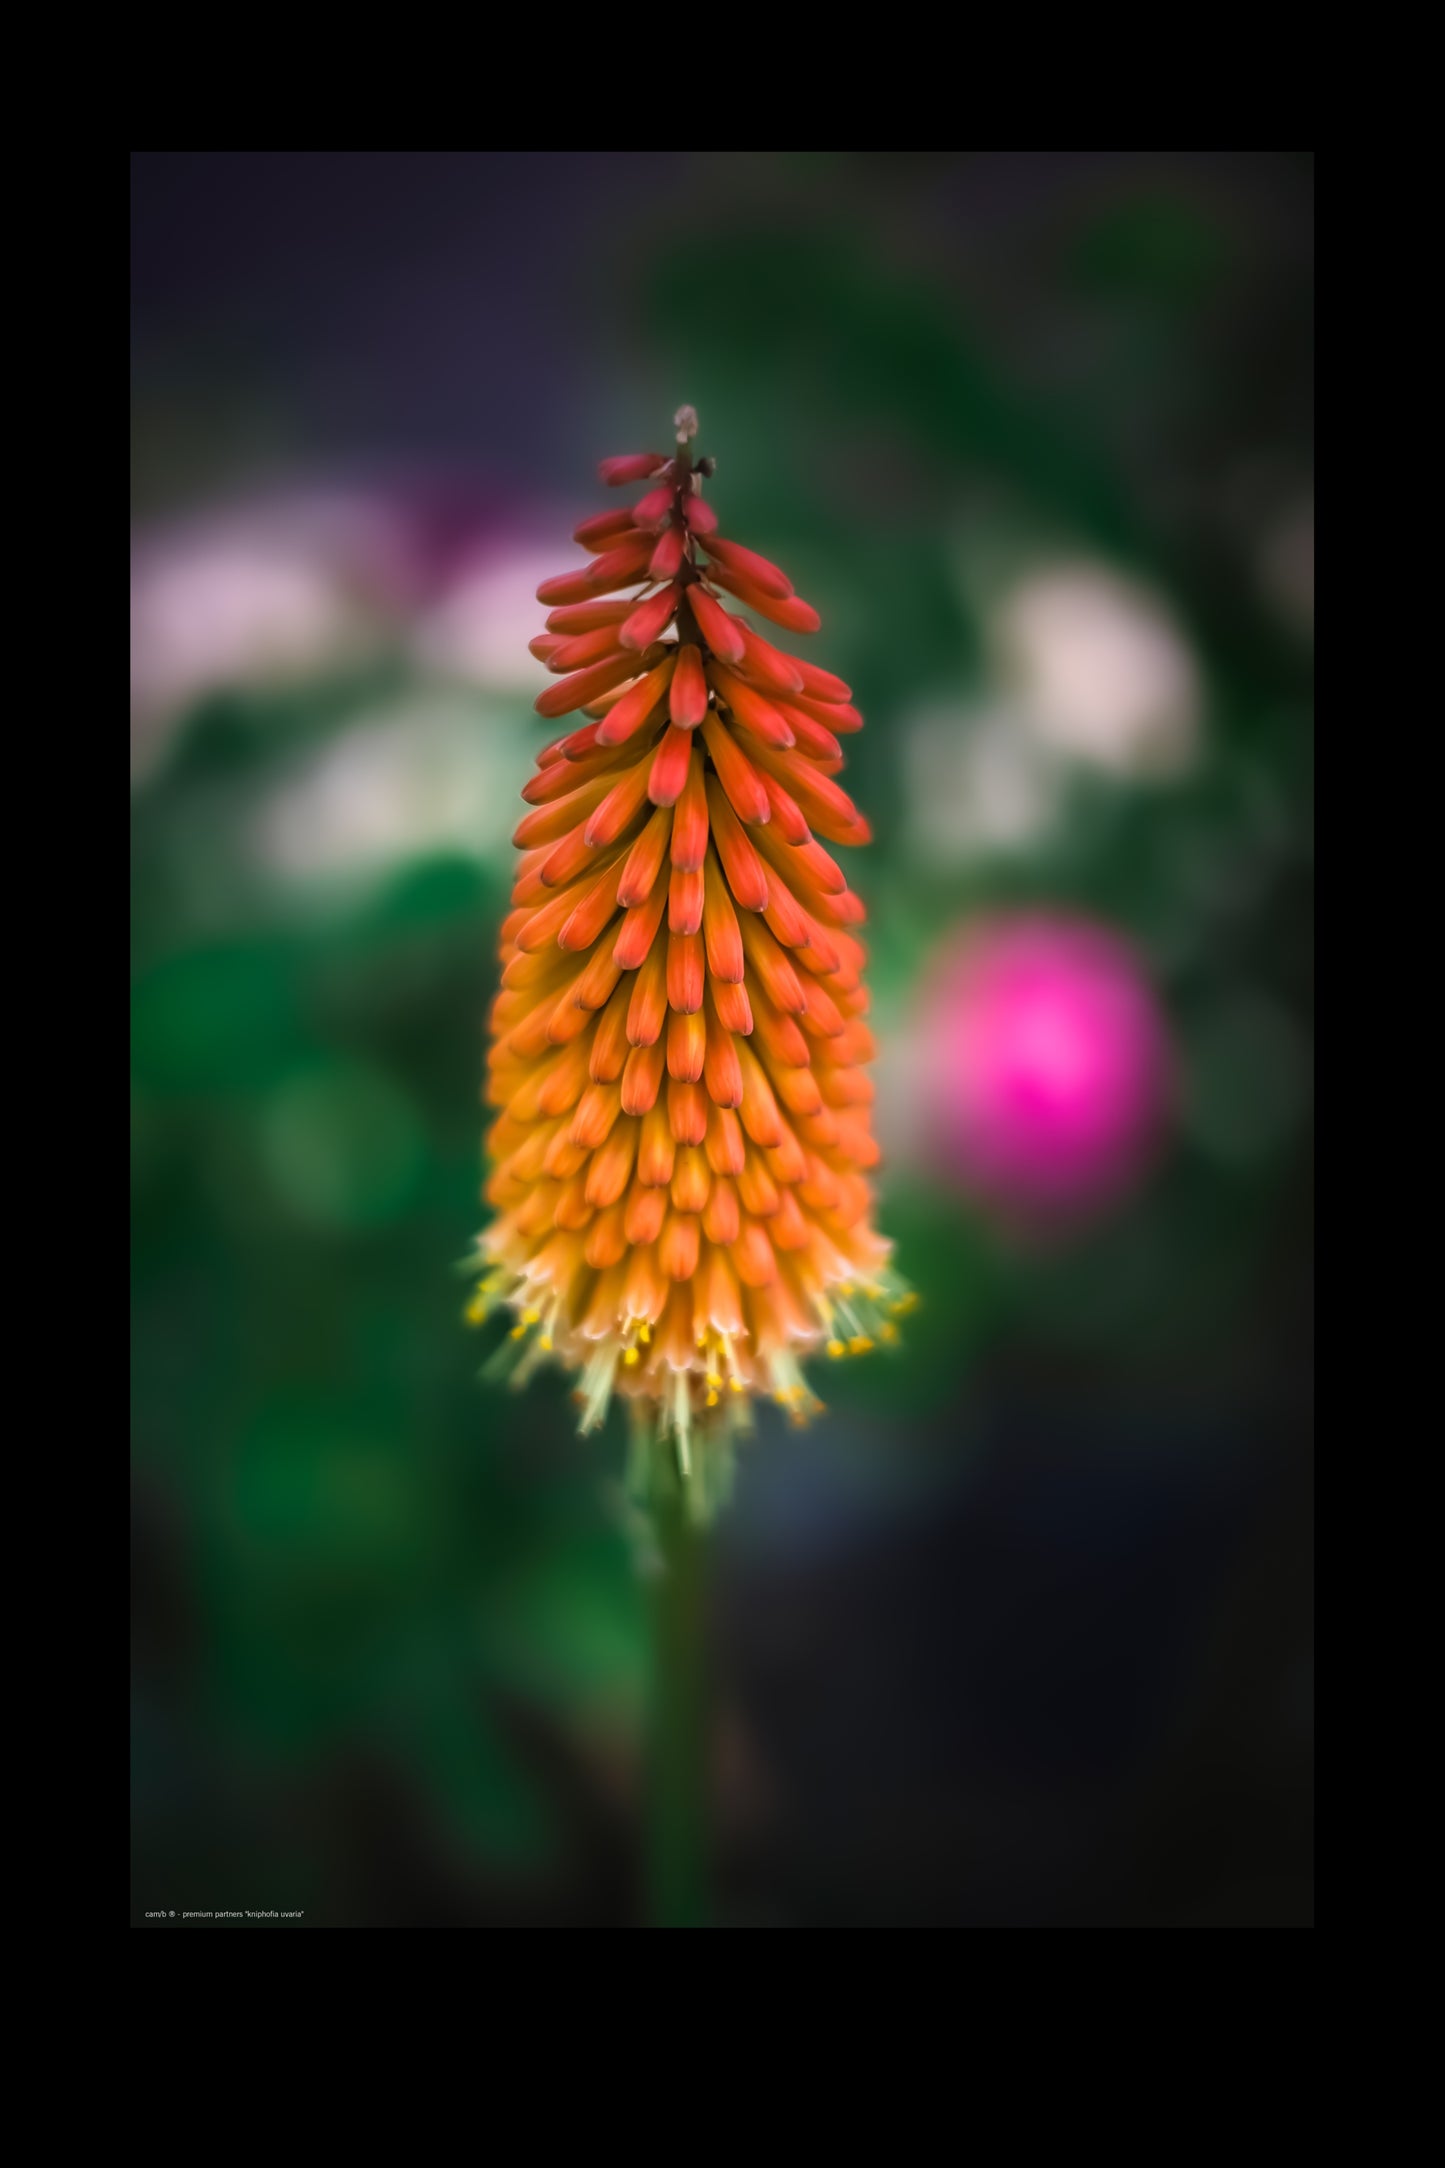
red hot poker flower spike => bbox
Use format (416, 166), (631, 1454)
(472, 413), (909, 1508)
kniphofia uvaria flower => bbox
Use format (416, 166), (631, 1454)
(471, 410), (908, 1509)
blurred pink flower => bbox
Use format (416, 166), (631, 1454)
(918, 915), (1173, 1225)
(129, 473), (560, 779)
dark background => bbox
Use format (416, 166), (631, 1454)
(131, 151), (1313, 1928)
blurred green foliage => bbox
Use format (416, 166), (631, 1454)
(132, 687), (653, 1897)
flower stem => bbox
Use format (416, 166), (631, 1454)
(644, 1479), (711, 1928)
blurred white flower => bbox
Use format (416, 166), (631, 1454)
(130, 491), (409, 777)
(253, 694), (526, 886)
(414, 540), (567, 695)
(994, 561), (1202, 778)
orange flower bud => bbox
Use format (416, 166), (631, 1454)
(585, 759), (655, 849)
(705, 1102), (747, 1177)
(594, 651), (678, 747)
(648, 723), (694, 808)
(670, 751), (710, 871)
(637, 1100), (676, 1185)
(701, 714), (771, 828)
(670, 643), (708, 728)
(626, 937), (669, 1046)
(703, 534), (793, 599)
(731, 1219), (778, 1288)
(702, 1175), (741, 1246)
(666, 927), (705, 1015)
(706, 658), (795, 748)
(572, 509), (638, 550)
(537, 535), (653, 607)
(620, 1039), (665, 1117)
(702, 995), (744, 1109)
(701, 852), (745, 983)
(612, 870), (669, 972)
(704, 775), (770, 910)
(599, 453), (667, 487)
(632, 483), (676, 530)
(659, 1209), (701, 1282)
(666, 1007), (707, 1084)
(790, 656), (852, 704)
(619, 585), (680, 650)
(710, 976), (754, 1037)
(735, 621), (805, 697)
(649, 523), (687, 582)
(588, 979), (635, 1083)
(623, 1182), (667, 1246)
(687, 585), (746, 663)
(667, 1075), (709, 1147)
(548, 624), (629, 673)
(584, 1114), (638, 1207)
(669, 863), (704, 936)
(618, 804), (673, 909)
(670, 1144), (712, 1214)
(704, 562), (822, 633)
(782, 690), (864, 734)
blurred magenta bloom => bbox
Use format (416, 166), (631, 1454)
(919, 915), (1173, 1224)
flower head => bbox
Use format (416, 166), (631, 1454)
(472, 420), (904, 1502)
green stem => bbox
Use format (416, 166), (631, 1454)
(645, 1482), (710, 1928)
